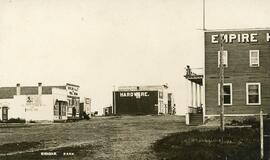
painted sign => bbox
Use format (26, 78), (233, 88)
(26, 96), (39, 106)
(66, 84), (79, 97)
(119, 92), (149, 98)
(85, 98), (91, 104)
(25, 95), (39, 111)
(210, 32), (270, 44)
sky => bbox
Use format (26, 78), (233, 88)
(0, 0), (270, 115)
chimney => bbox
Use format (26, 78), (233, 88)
(16, 83), (21, 95)
(38, 83), (42, 95)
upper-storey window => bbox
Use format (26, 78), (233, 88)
(249, 50), (260, 67)
(218, 50), (228, 67)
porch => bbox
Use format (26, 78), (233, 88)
(184, 65), (204, 125)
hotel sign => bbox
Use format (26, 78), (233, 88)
(210, 32), (270, 44)
(119, 92), (149, 99)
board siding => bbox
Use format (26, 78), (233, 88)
(113, 91), (158, 115)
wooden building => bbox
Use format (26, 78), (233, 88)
(205, 29), (270, 116)
(113, 85), (174, 115)
(185, 29), (270, 125)
(0, 83), (83, 122)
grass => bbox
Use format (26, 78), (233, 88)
(153, 127), (260, 160)
(0, 118), (26, 123)
(0, 142), (42, 154)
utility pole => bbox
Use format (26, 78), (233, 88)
(219, 34), (225, 131)
(203, 0), (205, 31)
(260, 109), (264, 160)
(113, 85), (116, 115)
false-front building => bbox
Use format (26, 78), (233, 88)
(0, 83), (90, 122)
(113, 85), (174, 115)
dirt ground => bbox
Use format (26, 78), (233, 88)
(0, 115), (195, 160)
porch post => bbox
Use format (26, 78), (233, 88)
(199, 85), (202, 107)
(195, 83), (198, 107)
(190, 81), (193, 107)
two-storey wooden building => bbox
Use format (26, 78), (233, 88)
(205, 29), (270, 116)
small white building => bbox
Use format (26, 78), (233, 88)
(0, 83), (86, 122)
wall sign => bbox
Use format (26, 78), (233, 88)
(25, 95), (39, 111)
(66, 84), (79, 97)
(211, 32), (270, 44)
(119, 92), (149, 98)
(85, 98), (90, 104)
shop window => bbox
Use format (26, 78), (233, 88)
(159, 92), (163, 98)
(249, 50), (260, 67)
(246, 83), (261, 105)
(2, 106), (8, 121)
(62, 104), (66, 116)
(218, 83), (232, 105)
(218, 50), (228, 67)
(54, 103), (59, 116)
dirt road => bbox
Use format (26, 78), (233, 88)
(0, 115), (191, 160)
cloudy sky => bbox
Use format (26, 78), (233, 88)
(0, 0), (269, 114)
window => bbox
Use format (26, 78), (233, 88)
(246, 83), (261, 105)
(159, 92), (163, 99)
(54, 102), (59, 116)
(218, 83), (232, 105)
(249, 50), (259, 67)
(218, 50), (228, 67)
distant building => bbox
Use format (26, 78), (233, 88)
(79, 97), (91, 119)
(168, 93), (175, 115)
(0, 83), (84, 122)
(113, 85), (174, 115)
(103, 106), (113, 116)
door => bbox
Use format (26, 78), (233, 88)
(2, 107), (8, 122)
(58, 101), (62, 120)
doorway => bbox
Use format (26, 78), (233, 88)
(2, 107), (8, 122)
(58, 102), (62, 119)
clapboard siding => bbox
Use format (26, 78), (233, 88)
(205, 30), (270, 115)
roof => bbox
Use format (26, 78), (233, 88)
(0, 87), (16, 99)
(204, 27), (270, 32)
(118, 85), (168, 91)
(0, 86), (66, 99)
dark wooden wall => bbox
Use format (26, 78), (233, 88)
(113, 91), (158, 115)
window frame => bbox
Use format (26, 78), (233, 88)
(249, 50), (260, 67)
(246, 83), (261, 105)
(218, 83), (232, 106)
(218, 50), (228, 67)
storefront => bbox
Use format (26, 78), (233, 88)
(0, 83), (85, 122)
(113, 85), (174, 115)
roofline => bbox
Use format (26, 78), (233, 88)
(66, 83), (80, 87)
(114, 90), (159, 92)
(0, 85), (66, 88)
(204, 27), (270, 32)
(118, 85), (167, 88)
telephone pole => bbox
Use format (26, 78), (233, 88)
(113, 85), (116, 115)
(219, 34), (225, 131)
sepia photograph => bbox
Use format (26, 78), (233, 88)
(0, 0), (269, 159)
